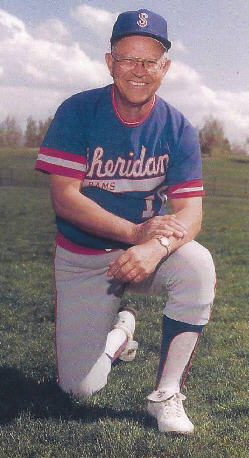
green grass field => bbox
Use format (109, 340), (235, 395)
(0, 149), (248, 457)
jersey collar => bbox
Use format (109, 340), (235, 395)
(111, 85), (156, 127)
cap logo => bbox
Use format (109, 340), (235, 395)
(137, 12), (148, 28)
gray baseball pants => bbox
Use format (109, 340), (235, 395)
(54, 240), (216, 396)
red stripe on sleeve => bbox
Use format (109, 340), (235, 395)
(169, 190), (205, 199)
(168, 179), (203, 192)
(35, 160), (85, 180)
(168, 179), (205, 199)
(39, 146), (87, 165)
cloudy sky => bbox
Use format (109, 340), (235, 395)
(0, 0), (248, 144)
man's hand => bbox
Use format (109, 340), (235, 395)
(107, 238), (168, 284)
(132, 214), (187, 245)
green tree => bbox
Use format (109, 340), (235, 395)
(37, 117), (53, 145)
(25, 117), (38, 147)
(25, 116), (52, 147)
(0, 116), (23, 147)
(199, 116), (231, 156)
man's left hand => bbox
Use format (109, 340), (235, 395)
(107, 239), (167, 283)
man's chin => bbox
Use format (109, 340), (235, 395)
(114, 85), (155, 110)
(125, 94), (154, 108)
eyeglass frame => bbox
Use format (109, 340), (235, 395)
(111, 52), (168, 73)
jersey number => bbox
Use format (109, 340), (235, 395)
(142, 186), (168, 218)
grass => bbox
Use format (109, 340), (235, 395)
(202, 155), (249, 198)
(0, 149), (248, 457)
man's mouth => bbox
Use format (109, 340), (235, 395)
(128, 81), (147, 87)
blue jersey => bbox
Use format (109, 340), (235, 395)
(36, 84), (204, 250)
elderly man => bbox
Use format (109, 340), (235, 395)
(36, 9), (216, 434)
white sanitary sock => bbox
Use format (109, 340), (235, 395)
(157, 331), (199, 394)
(104, 328), (128, 358)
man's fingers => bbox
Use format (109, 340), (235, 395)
(144, 223), (187, 236)
(107, 250), (146, 281)
(150, 216), (187, 232)
(158, 221), (187, 233)
(115, 266), (138, 282)
(157, 228), (185, 238)
(129, 269), (152, 284)
(108, 260), (137, 281)
(110, 264), (149, 283)
(145, 228), (185, 239)
(107, 254), (131, 277)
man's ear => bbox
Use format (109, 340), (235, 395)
(105, 53), (114, 77)
(162, 58), (171, 76)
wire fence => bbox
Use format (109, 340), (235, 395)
(0, 167), (248, 198)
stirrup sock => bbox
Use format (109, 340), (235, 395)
(156, 315), (204, 393)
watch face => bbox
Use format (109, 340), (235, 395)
(160, 237), (170, 247)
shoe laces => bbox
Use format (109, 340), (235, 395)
(161, 393), (186, 418)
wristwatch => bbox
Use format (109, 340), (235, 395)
(155, 236), (171, 256)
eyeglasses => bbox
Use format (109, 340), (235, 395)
(111, 53), (166, 73)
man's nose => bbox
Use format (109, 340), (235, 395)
(132, 60), (147, 76)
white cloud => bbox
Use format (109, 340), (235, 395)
(0, 8), (26, 39)
(0, 7), (111, 126)
(171, 40), (188, 54)
(35, 18), (70, 43)
(159, 60), (249, 143)
(70, 5), (118, 37)
(0, 8), (110, 90)
(0, 86), (67, 127)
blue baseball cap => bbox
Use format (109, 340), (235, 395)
(111, 9), (171, 50)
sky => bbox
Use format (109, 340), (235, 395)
(0, 0), (248, 144)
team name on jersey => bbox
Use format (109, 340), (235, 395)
(86, 145), (169, 179)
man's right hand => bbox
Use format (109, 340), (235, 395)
(132, 214), (187, 245)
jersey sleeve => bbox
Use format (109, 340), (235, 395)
(167, 123), (205, 199)
(35, 96), (88, 180)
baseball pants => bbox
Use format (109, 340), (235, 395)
(54, 240), (216, 396)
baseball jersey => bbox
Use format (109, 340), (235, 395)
(36, 84), (204, 251)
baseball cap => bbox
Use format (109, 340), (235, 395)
(111, 9), (171, 50)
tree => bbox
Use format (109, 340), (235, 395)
(0, 116), (23, 147)
(37, 117), (53, 145)
(0, 124), (5, 146)
(25, 116), (52, 147)
(199, 116), (231, 157)
(25, 117), (38, 147)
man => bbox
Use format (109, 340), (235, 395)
(36, 9), (216, 434)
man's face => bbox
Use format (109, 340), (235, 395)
(105, 35), (171, 108)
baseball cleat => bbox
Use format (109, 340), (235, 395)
(147, 391), (194, 434)
(119, 339), (138, 362)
